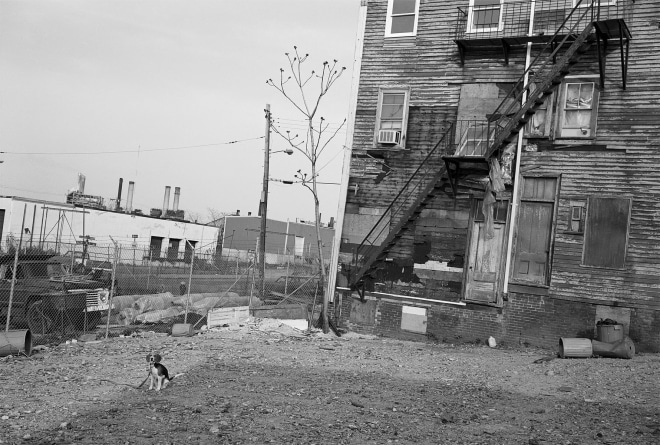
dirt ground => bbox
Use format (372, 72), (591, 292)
(1, 320), (659, 445)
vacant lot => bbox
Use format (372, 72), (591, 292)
(1, 321), (659, 444)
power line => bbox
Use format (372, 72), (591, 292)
(1, 136), (265, 156)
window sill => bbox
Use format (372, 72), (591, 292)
(579, 264), (628, 272)
(368, 145), (408, 153)
(508, 283), (549, 296)
(463, 300), (503, 310)
(554, 137), (596, 142)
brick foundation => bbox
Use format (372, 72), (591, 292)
(338, 291), (660, 352)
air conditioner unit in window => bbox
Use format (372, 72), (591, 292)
(378, 130), (401, 144)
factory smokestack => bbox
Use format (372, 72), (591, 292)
(173, 187), (181, 212)
(126, 181), (135, 212)
(78, 173), (86, 194)
(116, 178), (123, 211)
(162, 186), (171, 216)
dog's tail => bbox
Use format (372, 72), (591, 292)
(171, 373), (185, 380)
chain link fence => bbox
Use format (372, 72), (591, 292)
(1, 237), (325, 346)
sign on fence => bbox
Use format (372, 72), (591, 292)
(207, 306), (250, 328)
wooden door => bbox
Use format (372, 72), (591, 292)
(465, 222), (506, 303)
(512, 202), (553, 284)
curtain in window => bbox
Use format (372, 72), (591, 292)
(563, 83), (593, 130)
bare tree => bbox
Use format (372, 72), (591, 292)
(267, 47), (346, 333)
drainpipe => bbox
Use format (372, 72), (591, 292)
(324, 0), (368, 305)
(503, 1), (536, 294)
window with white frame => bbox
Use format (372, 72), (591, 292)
(374, 88), (410, 148)
(385, 0), (420, 37)
(456, 123), (495, 156)
(557, 80), (600, 138)
(468, 0), (503, 33)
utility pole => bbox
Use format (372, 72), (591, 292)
(258, 104), (271, 299)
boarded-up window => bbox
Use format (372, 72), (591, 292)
(401, 306), (427, 334)
(583, 197), (631, 269)
(512, 177), (558, 285)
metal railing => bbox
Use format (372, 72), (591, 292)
(483, 0), (613, 159)
(455, 0), (632, 42)
(450, 119), (498, 157)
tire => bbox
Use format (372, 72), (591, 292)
(26, 300), (54, 336)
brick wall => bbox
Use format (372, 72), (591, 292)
(338, 291), (660, 352)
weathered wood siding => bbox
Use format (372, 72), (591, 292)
(340, 0), (660, 342)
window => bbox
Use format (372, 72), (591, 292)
(456, 122), (495, 156)
(149, 236), (163, 259)
(582, 197), (631, 269)
(568, 202), (586, 233)
(512, 177), (558, 286)
(557, 80), (599, 138)
(167, 238), (181, 261)
(468, 0), (503, 33)
(374, 88), (410, 148)
(385, 0), (420, 37)
(524, 84), (553, 138)
(184, 240), (197, 264)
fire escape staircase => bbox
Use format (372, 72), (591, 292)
(348, 1), (631, 296)
(348, 129), (453, 299)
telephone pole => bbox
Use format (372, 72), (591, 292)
(258, 104), (271, 299)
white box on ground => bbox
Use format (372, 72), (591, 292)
(207, 306), (250, 328)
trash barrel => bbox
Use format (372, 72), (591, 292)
(596, 324), (624, 343)
(0, 330), (32, 357)
(592, 337), (635, 359)
(171, 323), (194, 337)
(559, 337), (593, 358)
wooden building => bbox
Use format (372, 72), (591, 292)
(333, 0), (660, 351)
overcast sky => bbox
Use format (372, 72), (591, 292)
(0, 0), (359, 224)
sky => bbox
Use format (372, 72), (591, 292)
(0, 0), (360, 224)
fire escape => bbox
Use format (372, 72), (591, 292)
(348, 0), (632, 297)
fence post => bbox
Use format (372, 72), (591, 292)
(5, 205), (27, 332)
(183, 241), (195, 324)
(104, 238), (119, 340)
(146, 250), (152, 292)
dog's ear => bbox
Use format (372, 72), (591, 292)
(146, 354), (153, 362)
(153, 354), (162, 363)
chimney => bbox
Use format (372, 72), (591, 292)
(173, 187), (181, 212)
(126, 181), (135, 212)
(162, 186), (171, 216)
(78, 173), (86, 194)
(116, 178), (123, 210)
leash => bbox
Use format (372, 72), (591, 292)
(100, 372), (150, 389)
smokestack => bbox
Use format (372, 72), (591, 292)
(116, 178), (123, 210)
(126, 181), (135, 212)
(162, 186), (171, 216)
(78, 173), (86, 194)
(173, 187), (181, 212)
